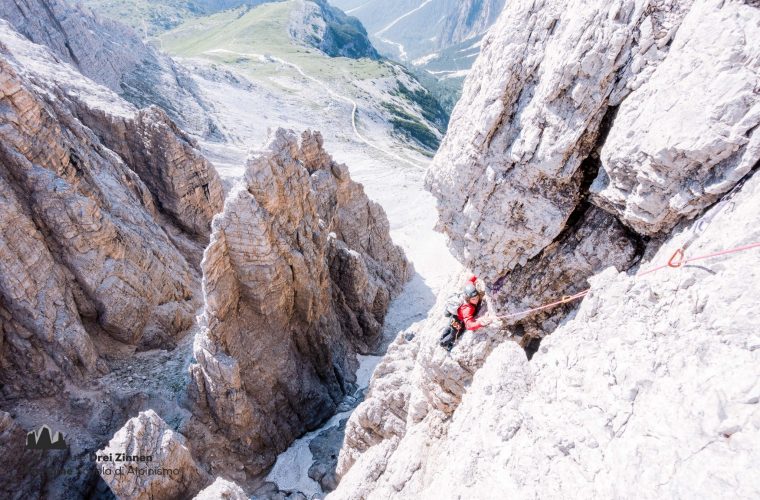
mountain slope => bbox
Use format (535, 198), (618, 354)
(331, 0), (505, 61)
(157, 0), (447, 160)
(290, 0), (379, 58)
(78, 0), (276, 35)
(0, 1), (416, 496)
(331, 0), (760, 497)
(332, 0), (506, 112)
(0, 0), (220, 137)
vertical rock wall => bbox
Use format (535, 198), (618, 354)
(0, 21), (223, 395)
(187, 129), (410, 480)
(0, 16), (225, 499)
(333, 0), (760, 498)
(425, 0), (696, 281)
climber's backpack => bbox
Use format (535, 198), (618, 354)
(443, 293), (464, 329)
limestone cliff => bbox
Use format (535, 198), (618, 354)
(425, 0), (758, 339)
(335, 170), (760, 498)
(439, 0), (507, 49)
(186, 129), (410, 482)
(0, 17), (223, 498)
(0, 0), (221, 137)
(290, 0), (380, 60)
(333, 0), (760, 497)
(0, 20), (223, 393)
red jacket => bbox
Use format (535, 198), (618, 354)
(457, 302), (483, 331)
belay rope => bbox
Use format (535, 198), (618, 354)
(491, 176), (757, 321)
(493, 241), (760, 321)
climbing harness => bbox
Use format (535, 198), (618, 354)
(493, 241), (760, 321)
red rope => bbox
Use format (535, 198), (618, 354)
(495, 241), (760, 320)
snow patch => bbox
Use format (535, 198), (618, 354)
(412, 52), (440, 66)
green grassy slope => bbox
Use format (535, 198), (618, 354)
(159, 2), (389, 82)
(143, 1), (445, 151)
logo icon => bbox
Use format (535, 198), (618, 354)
(26, 425), (67, 450)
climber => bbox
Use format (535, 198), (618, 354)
(439, 276), (494, 351)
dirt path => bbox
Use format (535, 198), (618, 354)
(206, 48), (427, 172)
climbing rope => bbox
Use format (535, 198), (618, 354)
(493, 241), (760, 321)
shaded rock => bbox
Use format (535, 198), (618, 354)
(492, 207), (640, 338)
(425, 0), (692, 281)
(290, 0), (380, 60)
(308, 418), (347, 492)
(0, 4), (218, 500)
(0, 22), (221, 402)
(591, 0), (760, 235)
(75, 104), (224, 240)
(193, 477), (248, 500)
(252, 481), (308, 500)
(187, 129), (409, 479)
(97, 410), (208, 500)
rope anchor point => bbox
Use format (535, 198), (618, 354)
(667, 248), (686, 268)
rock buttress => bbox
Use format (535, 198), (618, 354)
(0, 20), (223, 497)
(187, 129), (410, 480)
(425, 0), (694, 281)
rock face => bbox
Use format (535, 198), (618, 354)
(0, 0), (220, 137)
(425, 0), (700, 281)
(75, 104), (224, 241)
(0, 22), (223, 388)
(98, 410), (208, 500)
(332, 0), (760, 498)
(0, 16), (223, 497)
(425, 0), (758, 340)
(187, 129), (410, 480)
(439, 0), (507, 49)
(591, 0), (760, 235)
(492, 206), (640, 340)
(290, 0), (380, 59)
(193, 477), (248, 500)
(334, 170), (760, 498)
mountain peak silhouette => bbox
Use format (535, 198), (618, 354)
(26, 425), (67, 450)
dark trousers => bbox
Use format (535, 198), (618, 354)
(439, 323), (464, 350)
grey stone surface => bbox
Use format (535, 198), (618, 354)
(98, 410), (208, 500)
(0, 0), (221, 137)
(308, 418), (347, 492)
(187, 129), (410, 480)
(332, 1), (760, 498)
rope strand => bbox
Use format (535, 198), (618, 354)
(493, 241), (760, 320)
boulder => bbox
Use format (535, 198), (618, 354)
(193, 477), (248, 500)
(97, 410), (207, 500)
